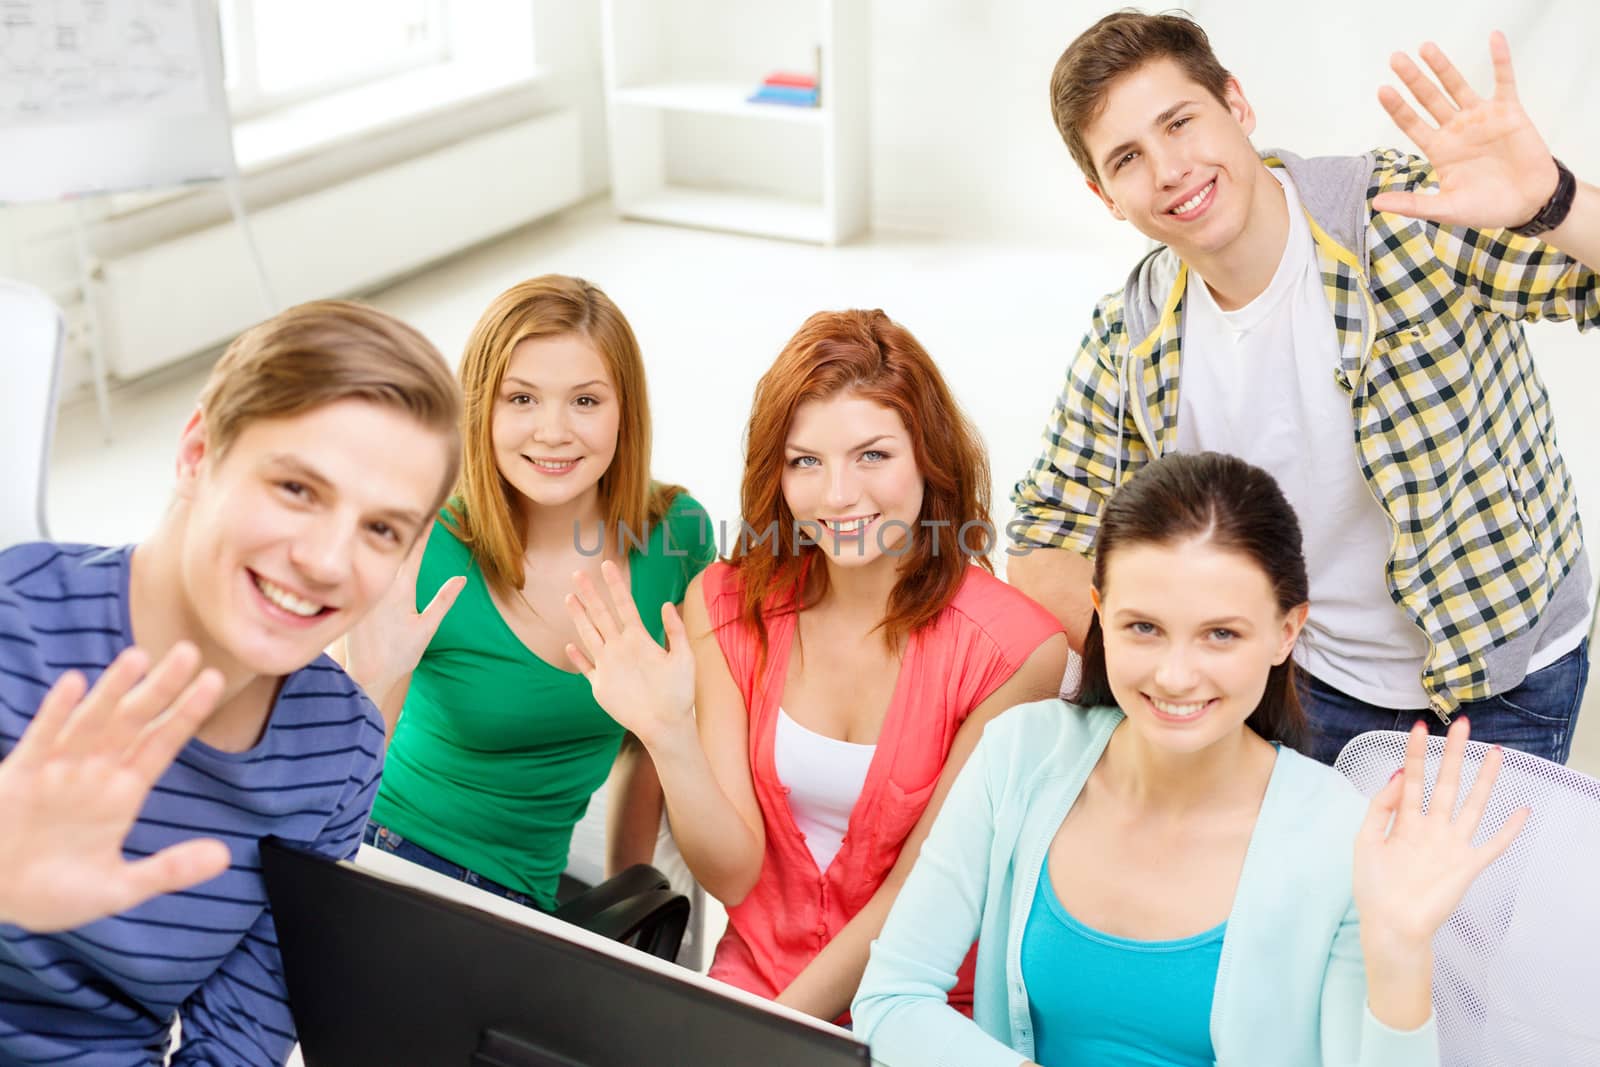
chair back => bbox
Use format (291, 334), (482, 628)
(0, 279), (65, 547)
(566, 778), (711, 970)
(553, 864), (690, 962)
(1336, 729), (1600, 1065)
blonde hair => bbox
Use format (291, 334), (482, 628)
(447, 275), (680, 594)
(197, 299), (461, 509)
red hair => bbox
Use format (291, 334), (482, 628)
(732, 309), (993, 654)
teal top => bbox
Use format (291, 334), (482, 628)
(1022, 862), (1222, 1066)
(369, 491), (715, 909)
(853, 700), (1440, 1067)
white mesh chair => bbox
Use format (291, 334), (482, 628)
(1336, 730), (1600, 1065)
(0, 278), (65, 547)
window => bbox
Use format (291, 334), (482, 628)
(220, 0), (449, 119)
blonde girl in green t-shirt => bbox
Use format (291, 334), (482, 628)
(343, 275), (715, 911)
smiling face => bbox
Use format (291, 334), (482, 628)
(1081, 57), (1268, 263)
(781, 391), (925, 572)
(175, 398), (450, 679)
(1095, 536), (1305, 755)
(491, 333), (621, 517)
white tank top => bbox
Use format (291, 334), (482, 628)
(773, 707), (877, 873)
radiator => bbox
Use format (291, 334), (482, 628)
(97, 109), (582, 379)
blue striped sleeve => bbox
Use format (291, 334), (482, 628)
(171, 907), (295, 1067)
(318, 717), (386, 860)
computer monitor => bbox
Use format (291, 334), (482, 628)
(261, 839), (873, 1067)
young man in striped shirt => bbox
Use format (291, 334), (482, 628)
(0, 301), (463, 1065)
(1010, 14), (1600, 765)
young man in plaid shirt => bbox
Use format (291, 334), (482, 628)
(1010, 12), (1600, 764)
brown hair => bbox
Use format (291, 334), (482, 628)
(1072, 452), (1309, 749)
(732, 309), (992, 655)
(447, 275), (681, 595)
(197, 299), (461, 510)
(1049, 10), (1231, 182)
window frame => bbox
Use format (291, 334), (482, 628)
(220, 0), (452, 121)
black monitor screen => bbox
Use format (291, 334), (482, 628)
(261, 839), (873, 1067)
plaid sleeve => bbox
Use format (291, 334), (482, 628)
(1008, 293), (1148, 555)
(1375, 149), (1600, 327)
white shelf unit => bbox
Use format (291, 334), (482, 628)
(600, 0), (869, 245)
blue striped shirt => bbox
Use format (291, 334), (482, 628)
(0, 543), (386, 1066)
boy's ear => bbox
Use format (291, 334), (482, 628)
(1086, 178), (1126, 221)
(1223, 75), (1256, 137)
(174, 407), (209, 499)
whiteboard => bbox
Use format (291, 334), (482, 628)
(0, 0), (233, 203)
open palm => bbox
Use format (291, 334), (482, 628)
(1373, 32), (1559, 229)
(564, 560), (694, 743)
(1353, 718), (1527, 951)
(0, 644), (231, 932)
(344, 523), (464, 709)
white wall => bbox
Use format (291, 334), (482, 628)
(868, 0), (1600, 245)
(534, 0), (609, 196)
(868, 0), (1138, 255)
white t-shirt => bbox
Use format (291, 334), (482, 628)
(1177, 170), (1431, 708)
(774, 707), (876, 873)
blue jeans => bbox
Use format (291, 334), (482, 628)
(1302, 640), (1589, 766)
(362, 822), (548, 912)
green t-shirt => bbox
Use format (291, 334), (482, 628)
(369, 491), (716, 908)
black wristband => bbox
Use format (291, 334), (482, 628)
(1511, 157), (1576, 237)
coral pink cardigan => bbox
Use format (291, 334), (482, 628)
(700, 561), (1062, 1021)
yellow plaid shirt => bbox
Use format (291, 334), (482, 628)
(1012, 150), (1600, 712)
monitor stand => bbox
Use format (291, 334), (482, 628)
(472, 1028), (584, 1067)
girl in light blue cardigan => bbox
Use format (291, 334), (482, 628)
(853, 453), (1525, 1067)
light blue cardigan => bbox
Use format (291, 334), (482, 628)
(853, 700), (1439, 1066)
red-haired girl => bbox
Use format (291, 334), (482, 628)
(566, 309), (1068, 1021)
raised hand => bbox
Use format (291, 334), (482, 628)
(1372, 32), (1559, 229)
(0, 643), (231, 932)
(564, 560), (695, 745)
(1352, 718), (1528, 1026)
(343, 523), (464, 713)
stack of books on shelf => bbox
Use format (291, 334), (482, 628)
(748, 71), (819, 107)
